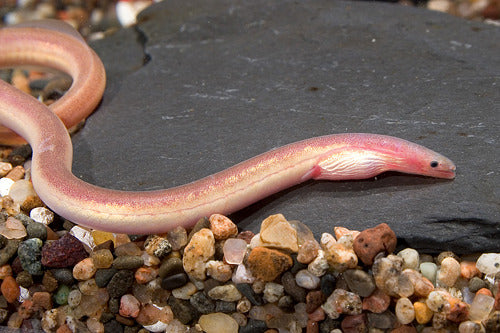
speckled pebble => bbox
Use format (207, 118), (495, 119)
(17, 238), (43, 276)
(438, 256), (461, 287)
(41, 233), (88, 268)
(29, 207), (54, 225)
(182, 228), (215, 280)
(207, 284), (242, 302)
(247, 247), (292, 282)
(476, 253), (500, 275)
(54, 285), (70, 305)
(353, 223), (397, 265)
(190, 291), (216, 314)
(209, 214), (238, 240)
(72, 258), (96, 281)
(112, 255), (144, 270)
(322, 289), (362, 319)
(107, 269), (135, 298)
(90, 249), (114, 269)
(144, 234), (172, 258)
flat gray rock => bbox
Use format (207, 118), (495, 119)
(74, 0), (499, 253)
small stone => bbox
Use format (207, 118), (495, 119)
(232, 264), (255, 284)
(426, 290), (451, 312)
(263, 282), (284, 303)
(295, 269), (320, 289)
(161, 272), (188, 290)
(25, 221), (47, 240)
(91, 230), (115, 247)
(107, 270), (135, 298)
(282, 271), (307, 303)
(362, 288), (390, 313)
(469, 293), (495, 322)
(237, 230), (255, 244)
(308, 249), (329, 276)
(114, 242), (142, 256)
(135, 266), (158, 284)
(235, 283), (262, 306)
(468, 276), (487, 293)
(460, 261), (481, 279)
(341, 314), (367, 333)
(447, 300), (469, 322)
(166, 226), (188, 251)
(144, 234), (172, 258)
(207, 284), (242, 302)
(0, 240), (20, 266)
(484, 311), (500, 332)
(306, 290), (325, 314)
(320, 274), (336, 297)
(73, 258), (96, 280)
(112, 255), (144, 270)
(32, 291), (52, 310)
(247, 247), (292, 281)
(216, 300), (236, 313)
(414, 301), (433, 324)
(438, 256), (461, 287)
(198, 312), (239, 333)
(190, 291), (216, 314)
(259, 214), (299, 252)
(0, 217), (26, 239)
(372, 255), (403, 297)
(182, 228), (215, 280)
(395, 297), (415, 325)
(1, 276), (19, 303)
(477, 287), (493, 297)
(458, 320), (484, 333)
(206, 260), (233, 282)
(67, 289), (82, 307)
(297, 239), (320, 264)
(172, 281), (197, 300)
(90, 249), (114, 269)
(343, 269), (375, 297)
(158, 257), (184, 278)
(29, 207), (54, 225)
(54, 285), (70, 305)
(168, 296), (199, 325)
(42, 270), (58, 292)
(322, 289), (362, 319)
(223, 238), (247, 265)
(419, 262), (438, 284)
(17, 238), (43, 276)
(15, 271), (33, 289)
(236, 297), (252, 313)
(397, 248), (419, 270)
(436, 251), (459, 265)
(476, 253), (500, 275)
(41, 233), (88, 268)
(0, 178), (14, 197)
(353, 223), (397, 265)
(95, 268), (117, 288)
(209, 214), (238, 240)
(321, 233), (357, 272)
(119, 294), (140, 318)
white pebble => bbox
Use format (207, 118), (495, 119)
(438, 257), (460, 287)
(419, 262), (438, 284)
(30, 207), (54, 225)
(143, 321), (169, 333)
(232, 264), (255, 284)
(476, 253), (500, 275)
(295, 269), (320, 289)
(395, 297), (415, 324)
(263, 282), (284, 303)
(0, 162), (12, 177)
(0, 177), (14, 197)
(70, 226), (95, 250)
(397, 248), (420, 270)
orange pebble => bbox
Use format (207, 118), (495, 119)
(135, 267), (158, 284)
(1, 275), (20, 303)
(476, 288), (493, 297)
(460, 261), (481, 279)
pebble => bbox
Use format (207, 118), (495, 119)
(460, 261), (481, 279)
(112, 255), (144, 270)
(1, 275), (19, 303)
(90, 249), (113, 269)
(134, 266), (158, 284)
(343, 268), (376, 297)
(469, 293), (495, 321)
(107, 270), (135, 298)
(397, 248), (419, 270)
(0, 178), (14, 197)
(144, 234), (172, 258)
(72, 258), (96, 281)
(395, 297), (415, 324)
(223, 238), (247, 265)
(235, 283), (263, 306)
(206, 260), (233, 282)
(25, 220), (47, 240)
(322, 289), (362, 319)
(161, 272), (188, 290)
(17, 238), (43, 275)
(353, 223), (397, 265)
(158, 257), (184, 278)
(321, 233), (357, 271)
(182, 228), (215, 280)
(362, 288), (390, 313)
(54, 285), (70, 305)
(209, 214), (238, 240)
(119, 294), (141, 318)
(297, 239), (320, 264)
(419, 261), (438, 284)
(41, 233), (88, 268)
(0, 216), (26, 239)
(207, 284), (242, 302)
(263, 282), (284, 303)
(247, 247), (292, 281)
(198, 312), (239, 333)
(476, 253), (500, 274)
(341, 313), (367, 332)
(295, 269), (321, 289)
(258, 214), (299, 252)
(414, 301), (433, 324)
(29, 207), (54, 225)
(166, 226), (188, 251)
(307, 249), (329, 276)
(190, 291), (216, 314)
(172, 281), (197, 300)
(438, 256), (461, 287)
(114, 241), (142, 256)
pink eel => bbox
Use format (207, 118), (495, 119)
(0, 21), (456, 234)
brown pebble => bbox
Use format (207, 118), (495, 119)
(306, 290), (325, 313)
(1, 275), (19, 303)
(446, 301), (469, 322)
(42, 271), (58, 292)
(18, 300), (34, 319)
(32, 291), (52, 310)
(362, 288), (390, 313)
(115, 314), (135, 326)
(353, 223), (397, 265)
(237, 230), (255, 244)
(55, 324), (73, 333)
(247, 247), (292, 282)
(306, 319), (319, 333)
(5, 165), (25, 181)
(390, 325), (417, 333)
(341, 314), (367, 333)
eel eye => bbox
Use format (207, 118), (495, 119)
(430, 161), (439, 168)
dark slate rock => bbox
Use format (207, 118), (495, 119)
(167, 297), (199, 325)
(320, 274), (337, 297)
(50, 268), (75, 285)
(76, 0), (499, 253)
(215, 300), (236, 313)
(235, 283), (262, 306)
(160, 272), (188, 290)
(112, 255), (144, 270)
(95, 268), (118, 288)
(189, 291), (215, 314)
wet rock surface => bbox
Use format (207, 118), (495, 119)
(76, 0), (499, 253)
